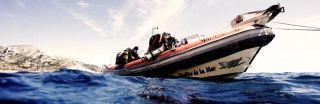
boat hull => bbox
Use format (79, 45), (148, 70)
(170, 46), (261, 78)
(107, 27), (275, 80)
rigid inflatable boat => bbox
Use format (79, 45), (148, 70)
(104, 4), (284, 80)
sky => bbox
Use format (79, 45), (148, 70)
(0, 0), (319, 72)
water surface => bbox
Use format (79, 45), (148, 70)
(0, 69), (319, 104)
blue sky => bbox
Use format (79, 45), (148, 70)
(1, 0), (319, 72)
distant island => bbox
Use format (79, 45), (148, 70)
(0, 45), (102, 73)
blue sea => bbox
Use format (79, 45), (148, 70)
(0, 69), (319, 104)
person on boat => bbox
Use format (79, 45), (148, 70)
(148, 32), (177, 52)
(115, 52), (122, 66)
(145, 33), (167, 60)
(148, 33), (164, 53)
(115, 49), (129, 68)
(127, 46), (140, 62)
(145, 32), (178, 60)
(115, 46), (140, 68)
(164, 33), (178, 50)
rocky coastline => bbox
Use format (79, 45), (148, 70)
(0, 45), (102, 73)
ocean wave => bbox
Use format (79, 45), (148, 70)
(0, 69), (319, 103)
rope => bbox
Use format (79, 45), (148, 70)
(271, 21), (320, 30)
(271, 27), (320, 31)
(270, 21), (320, 31)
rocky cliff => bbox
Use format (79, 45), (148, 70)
(0, 45), (102, 73)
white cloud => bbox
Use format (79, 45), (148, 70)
(53, 0), (108, 37)
(295, 15), (320, 26)
(250, 15), (320, 72)
(0, 13), (16, 18)
(104, 0), (188, 42)
(203, 0), (219, 7)
(16, 0), (26, 8)
(77, 1), (91, 8)
(108, 9), (124, 33)
(130, 0), (187, 41)
(67, 10), (107, 37)
(56, 4), (108, 37)
(105, 1), (140, 36)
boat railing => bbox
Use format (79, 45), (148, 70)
(231, 4), (284, 28)
(181, 34), (206, 44)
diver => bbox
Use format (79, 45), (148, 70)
(148, 33), (163, 53)
(115, 49), (129, 68)
(115, 46), (140, 68)
(148, 32), (176, 52)
(127, 46), (140, 62)
(164, 33), (178, 50)
(144, 32), (178, 60)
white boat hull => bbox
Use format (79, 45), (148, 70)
(170, 47), (260, 79)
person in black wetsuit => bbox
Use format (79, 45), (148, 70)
(164, 33), (178, 50)
(115, 49), (129, 69)
(128, 46), (140, 62)
(115, 46), (140, 68)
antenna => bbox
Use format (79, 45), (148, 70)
(152, 27), (158, 35)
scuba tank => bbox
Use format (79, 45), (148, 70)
(143, 45), (164, 60)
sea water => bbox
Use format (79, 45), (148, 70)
(0, 68), (319, 104)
